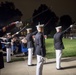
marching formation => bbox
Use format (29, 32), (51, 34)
(0, 21), (73, 75)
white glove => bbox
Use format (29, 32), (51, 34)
(70, 25), (73, 28)
(16, 32), (19, 34)
(15, 21), (20, 24)
(15, 21), (23, 27)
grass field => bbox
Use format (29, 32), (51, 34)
(4, 38), (76, 62)
(45, 38), (76, 59)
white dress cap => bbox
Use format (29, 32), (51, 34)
(55, 26), (62, 29)
(7, 33), (11, 35)
(26, 28), (32, 31)
(36, 22), (44, 28)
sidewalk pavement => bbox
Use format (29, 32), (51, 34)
(1, 56), (76, 75)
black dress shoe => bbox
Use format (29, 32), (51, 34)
(56, 67), (63, 70)
(56, 68), (61, 70)
(28, 64), (34, 66)
(28, 64), (36, 66)
(28, 65), (32, 66)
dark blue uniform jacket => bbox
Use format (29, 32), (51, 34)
(35, 32), (46, 57)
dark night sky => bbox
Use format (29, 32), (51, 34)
(0, 0), (76, 22)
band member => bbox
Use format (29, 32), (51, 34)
(35, 24), (46, 75)
(6, 33), (12, 62)
(26, 28), (34, 66)
(54, 25), (73, 70)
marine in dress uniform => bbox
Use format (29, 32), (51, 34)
(26, 28), (34, 66)
(0, 22), (19, 64)
(35, 24), (46, 75)
(6, 33), (12, 62)
(54, 25), (73, 70)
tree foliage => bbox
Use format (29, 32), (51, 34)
(0, 1), (23, 28)
(32, 4), (58, 35)
(59, 15), (72, 30)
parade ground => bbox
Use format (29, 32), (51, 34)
(1, 56), (76, 75)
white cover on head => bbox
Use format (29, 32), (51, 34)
(55, 26), (62, 29)
(26, 28), (32, 31)
(7, 33), (11, 35)
(36, 22), (44, 28)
